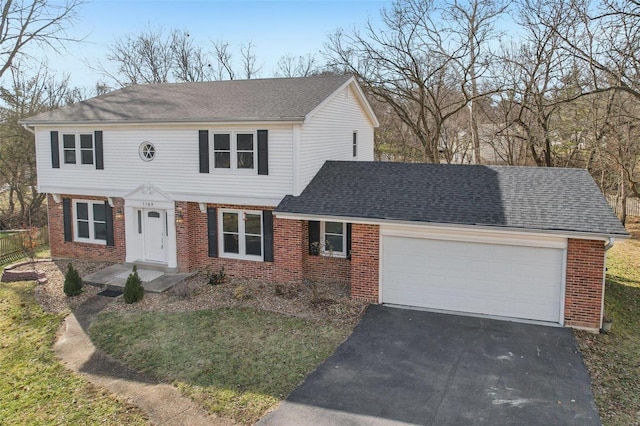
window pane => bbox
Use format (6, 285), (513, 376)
(148, 211), (160, 218)
(138, 210), (142, 234)
(78, 221), (89, 239)
(215, 152), (230, 168)
(223, 234), (239, 253)
(236, 134), (253, 150)
(93, 203), (106, 221)
(325, 234), (343, 253)
(94, 222), (107, 241)
(80, 134), (93, 149)
(213, 134), (230, 150)
(63, 134), (75, 148)
(222, 212), (238, 232)
(64, 150), (76, 164)
(246, 235), (262, 256)
(237, 152), (254, 169)
(76, 203), (88, 220)
(81, 149), (94, 165)
(325, 222), (344, 235)
(245, 214), (261, 235)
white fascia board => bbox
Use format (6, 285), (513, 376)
(272, 211), (621, 242)
(304, 76), (380, 127)
(24, 119), (305, 128)
(41, 186), (281, 207)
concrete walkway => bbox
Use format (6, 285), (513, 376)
(54, 295), (234, 426)
(83, 264), (193, 293)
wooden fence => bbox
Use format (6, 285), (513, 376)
(0, 226), (49, 265)
(607, 196), (640, 217)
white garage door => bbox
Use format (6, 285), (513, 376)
(382, 236), (564, 323)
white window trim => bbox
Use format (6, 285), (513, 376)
(210, 130), (257, 172)
(73, 199), (107, 245)
(218, 208), (263, 261)
(321, 221), (347, 258)
(61, 131), (95, 167)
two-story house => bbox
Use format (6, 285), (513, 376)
(23, 74), (628, 332)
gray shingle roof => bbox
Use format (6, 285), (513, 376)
(22, 75), (353, 124)
(276, 161), (628, 237)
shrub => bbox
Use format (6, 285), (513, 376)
(274, 283), (301, 299)
(207, 267), (227, 286)
(233, 284), (252, 301)
(63, 263), (83, 297)
(172, 280), (196, 299)
(123, 266), (144, 304)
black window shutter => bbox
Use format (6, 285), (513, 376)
(207, 206), (217, 257)
(308, 220), (320, 256)
(51, 131), (60, 169)
(105, 201), (114, 246)
(257, 129), (268, 175)
(62, 198), (72, 242)
(94, 131), (104, 170)
(199, 130), (209, 173)
(346, 223), (352, 259)
(263, 210), (274, 262)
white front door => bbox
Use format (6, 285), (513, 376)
(143, 209), (166, 263)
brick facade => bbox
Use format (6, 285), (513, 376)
(350, 224), (380, 302)
(564, 239), (606, 330)
(47, 195), (608, 330)
(301, 221), (351, 285)
(47, 194), (126, 263)
(176, 202), (304, 284)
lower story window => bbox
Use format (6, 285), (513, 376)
(74, 200), (107, 244)
(220, 209), (262, 260)
(321, 221), (346, 257)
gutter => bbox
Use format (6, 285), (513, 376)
(21, 123), (35, 134)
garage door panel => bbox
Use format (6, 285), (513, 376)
(382, 236), (564, 323)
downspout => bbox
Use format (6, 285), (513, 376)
(21, 123), (35, 134)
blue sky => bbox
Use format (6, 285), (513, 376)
(35, 0), (388, 89)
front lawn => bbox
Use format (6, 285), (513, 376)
(89, 307), (353, 424)
(575, 223), (640, 425)
(0, 281), (148, 425)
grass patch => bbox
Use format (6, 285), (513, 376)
(89, 307), (353, 424)
(0, 281), (148, 425)
(575, 224), (640, 425)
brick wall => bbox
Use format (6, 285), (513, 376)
(48, 194), (126, 263)
(301, 221), (351, 284)
(179, 203), (303, 284)
(564, 238), (605, 330)
(350, 223), (379, 302)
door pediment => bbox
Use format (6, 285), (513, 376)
(125, 183), (174, 209)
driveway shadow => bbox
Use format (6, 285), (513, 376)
(259, 305), (600, 425)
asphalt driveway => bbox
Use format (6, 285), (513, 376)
(259, 305), (600, 425)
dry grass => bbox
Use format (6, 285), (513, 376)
(575, 222), (640, 425)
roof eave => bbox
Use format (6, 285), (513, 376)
(19, 116), (307, 126)
(272, 211), (630, 240)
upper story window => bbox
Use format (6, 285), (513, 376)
(219, 209), (263, 260)
(74, 200), (107, 244)
(63, 133), (94, 165)
(321, 221), (346, 257)
(212, 132), (255, 170)
(352, 131), (357, 158)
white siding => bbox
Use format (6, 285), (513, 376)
(298, 84), (375, 194)
(35, 123), (294, 206)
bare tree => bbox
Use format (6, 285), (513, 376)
(239, 41), (262, 79)
(212, 40), (235, 80)
(0, 62), (83, 228)
(104, 28), (173, 85)
(0, 0), (83, 79)
(442, 0), (510, 164)
(275, 53), (320, 77)
(171, 30), (212, 82)
(326, 0), (500, 163)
